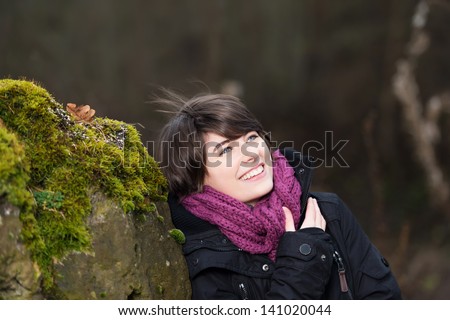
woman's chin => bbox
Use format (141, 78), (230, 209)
(240, 183), (274, 205)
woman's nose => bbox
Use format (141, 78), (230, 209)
(240, 141), (259, 163)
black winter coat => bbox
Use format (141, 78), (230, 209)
(169, 149), (402, 299)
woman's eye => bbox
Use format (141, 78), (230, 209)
(247, 135), (258, 142)
(219, 146), (232, 156)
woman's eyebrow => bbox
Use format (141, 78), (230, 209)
(213, 139), (230, 152)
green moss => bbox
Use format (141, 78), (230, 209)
(157, 285), (165, 295)
(0, 124), (33, 210)
(0, 79), (167, 291)
(168, 229), (186, 245)
(33, 191), (64, 210)
(157, 214), (164, 223)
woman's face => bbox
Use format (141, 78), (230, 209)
(203, 131), (273, 205)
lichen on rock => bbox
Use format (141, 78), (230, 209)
(0, 79), (189, 298)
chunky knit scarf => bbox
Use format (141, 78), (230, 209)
(182, 149), (301, 260)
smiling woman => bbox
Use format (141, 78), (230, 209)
(155, 90), (402, 300)
(202, 131), (274, 205)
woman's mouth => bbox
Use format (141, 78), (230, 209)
(239, 164), (264, 181)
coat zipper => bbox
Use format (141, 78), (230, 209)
(332, 250), (353, 299)
(238, 283), (249, 300)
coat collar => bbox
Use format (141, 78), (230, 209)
(278, 148), (314, 217)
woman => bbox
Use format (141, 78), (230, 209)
(157, 91), (402, 299)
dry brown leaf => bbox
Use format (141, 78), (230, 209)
(66, 103), (96, 123)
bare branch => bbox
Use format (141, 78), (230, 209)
(392, 0), (450, 210)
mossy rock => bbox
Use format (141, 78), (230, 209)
(0, 79), (189, 298)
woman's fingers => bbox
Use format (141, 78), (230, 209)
(313, 199), (323, 228)
(283, 206), (296, 232)
(314, 198), (326, 231)
(300, 198), (326, 231)
(284, 198), (327, 232)
(300, 198), (316, 229)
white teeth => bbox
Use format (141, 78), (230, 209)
(240, 165), (264, 180)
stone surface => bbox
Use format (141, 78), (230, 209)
(53, 192), (191, 299)
(0, 194), (191, 300)
(0, 201), (43, 299)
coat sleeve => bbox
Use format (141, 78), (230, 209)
(190, 228), (335, 300)
(265, 228), (335, 299)
(335, 196), (402, 299)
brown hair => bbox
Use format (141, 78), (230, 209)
(156, 90), (269, 198)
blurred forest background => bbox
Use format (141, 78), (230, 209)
(1, 0), (449, 299)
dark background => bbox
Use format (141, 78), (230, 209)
(1, 0), (449, 299)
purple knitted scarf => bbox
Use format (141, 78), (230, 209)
(182, 149), (301, 260)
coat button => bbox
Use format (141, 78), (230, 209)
(262, 264), (270, 272)
(193, 258), (199, 266)
(299, 243), (312, 255)
(299, 168), (305, 174)
(381, 257), (389, 267)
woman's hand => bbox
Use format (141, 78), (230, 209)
(283, 206), (296, 231)
(300, 197), (326, 231)
(283, 197), (326, 232)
